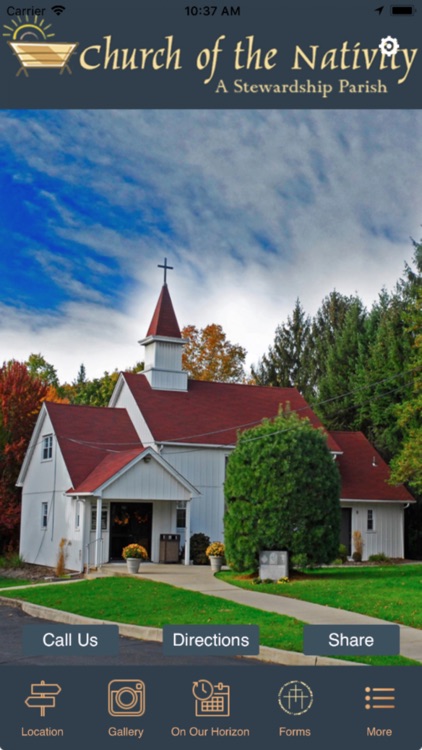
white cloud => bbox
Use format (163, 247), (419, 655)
(1, 110), (421, 380)
(0, 301), (141, 382)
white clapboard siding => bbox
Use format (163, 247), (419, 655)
(144, 340), (183, 372)
(162, 445), (229, 543)
(110, 377), (155, 445)
(346, 501), (405, 560)
(19, 411), (83, 570)
(101, 458), (191, 501)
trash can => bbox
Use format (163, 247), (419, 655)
(159, 534), (180, 563)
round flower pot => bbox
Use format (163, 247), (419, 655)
(126, 558), (141, 574)
(209, 555), (223, 573)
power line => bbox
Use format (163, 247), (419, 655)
(55, 366), (418, 450)
(241, 381), (414, 444)
(16, 365), (418, 458)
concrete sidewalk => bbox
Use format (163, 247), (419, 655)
(94, 563), (422, 663)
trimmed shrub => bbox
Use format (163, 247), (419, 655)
(368, 553), (391, 563)
(224, 410), (341, 572)
(291, 553), (309, 571)
(338, 544), (348, 562)
(189, 533), (210, 565)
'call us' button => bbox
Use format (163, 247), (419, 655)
(23, 625), (119, 655)
(303, 625), (400, 655)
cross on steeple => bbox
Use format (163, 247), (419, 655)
(158, 257), (173, 285)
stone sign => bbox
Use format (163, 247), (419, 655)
(259, 550), (289, 580)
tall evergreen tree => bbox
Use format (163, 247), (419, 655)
(252, 299), (313, 398)
(357, 294), (412, 457)
(315, 299), (368, 429)
(389, 302), (422, 492)
(388, 242), (422, 558)
(75, 363), (87, 385)
(356, 245), (421, 459)
(308, 291), (361, 397)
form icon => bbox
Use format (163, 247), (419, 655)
(278, 681), (313, 716)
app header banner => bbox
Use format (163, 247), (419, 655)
(0, 0), (421, 108)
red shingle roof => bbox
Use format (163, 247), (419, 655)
(331, 431), (414, 502)
(44, 399), (413, 504)
(146, 284), (181, 338)
(71, 448), (144, 493)
(45, 402), (142, 490)
(123, 373), (341, 451)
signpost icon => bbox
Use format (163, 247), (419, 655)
(25, 681), (62, 717)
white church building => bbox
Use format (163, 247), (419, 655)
(17, 270), (414, 571)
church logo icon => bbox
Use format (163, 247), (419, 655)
(3, 13), (78, 76)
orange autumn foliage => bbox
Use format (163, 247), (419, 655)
(181, 323), (246, 383)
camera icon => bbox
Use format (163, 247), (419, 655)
(108, 679), (145, 717)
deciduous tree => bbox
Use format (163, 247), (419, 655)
(182, 324), (246, 382)
(66, 362), (144, 407)
(0, 361), (48, 549)
(26, 353), (60, 388)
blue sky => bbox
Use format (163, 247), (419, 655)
(1, 109), (421, 382)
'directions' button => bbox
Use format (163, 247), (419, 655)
(303, 625), (400, 655)
(23, 625), (119, 656)
(163, 625), (259, 655)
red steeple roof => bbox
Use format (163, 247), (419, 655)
(146, 285), (181, 338)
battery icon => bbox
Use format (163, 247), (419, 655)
(390, 5), (417, 13)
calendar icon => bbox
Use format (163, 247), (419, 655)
(192, 679), (230, 717)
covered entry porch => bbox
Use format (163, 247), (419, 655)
(89, 496), (190, 566)
(67, 447), (199, 570)
(109, 501), (153, 560)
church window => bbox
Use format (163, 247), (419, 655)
(91, 508), (108, 532)
(41, 502), (48, 529)
(176, 503), (186, 528)
(42, 434), (53, 461)
(75, 501), (81, 530)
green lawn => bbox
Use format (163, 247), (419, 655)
(0, 576), (417, 666)
(0, 578), (33, 588)
(218, 565), (422, 629)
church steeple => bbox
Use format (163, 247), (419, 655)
(139, 261), (188, 391)
(146, 284), (181, 339)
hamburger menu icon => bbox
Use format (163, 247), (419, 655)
(3, 13), (78, 76)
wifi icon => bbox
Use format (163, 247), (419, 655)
(51, 4), (66, 14)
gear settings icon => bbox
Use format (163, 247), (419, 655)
(379, 36), (400, 57)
